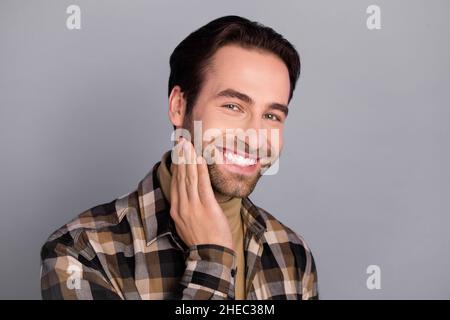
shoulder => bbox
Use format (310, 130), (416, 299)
(253, 203), (319, 298)
(255, 203), (313, 251)
(251, 201), (317, 271)
(40, 191), (137, 261)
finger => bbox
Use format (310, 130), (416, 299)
(196, 155), (216, 204)
(176, 139), (189, 212)
(170, 162), (179, 220)
(172, 136), (185, 165)
(183, 140), (199, 202)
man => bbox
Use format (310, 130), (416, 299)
(40, 15), (319, 300)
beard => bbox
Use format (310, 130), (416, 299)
(207, 160), (262, 198)
(182, 118), (265, 199)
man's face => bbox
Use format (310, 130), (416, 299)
(184, 44), (290, 198)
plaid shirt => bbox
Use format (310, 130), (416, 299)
(40, 156), (319, 300)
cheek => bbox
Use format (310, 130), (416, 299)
(267, 128), (283, 153)
(192, 106), (224, 131)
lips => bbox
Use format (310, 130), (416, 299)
(216, 147), (260, 166)
(210, 147), (259, 176)
(218, 147), (259, 159)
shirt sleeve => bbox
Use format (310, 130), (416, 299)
(40, 232), (122, 300)
(179, 244), (237, 300)
(301, 249), (319, 300)
(287, 228), (319, 300)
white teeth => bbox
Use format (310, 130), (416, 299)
(224, 151), (257, 166)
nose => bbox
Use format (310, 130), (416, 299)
(239, 116), (270, 157)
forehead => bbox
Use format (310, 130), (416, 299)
(202, 44), (290, 104)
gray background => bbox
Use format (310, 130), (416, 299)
(0, 0), (449, 299)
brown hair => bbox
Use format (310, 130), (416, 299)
(168, 15), (301, 118)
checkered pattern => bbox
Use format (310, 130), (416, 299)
(40, 156), (319, 300)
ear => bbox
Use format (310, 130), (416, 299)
(168, 85), (187, 128)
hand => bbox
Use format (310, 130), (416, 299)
(170, 137), (234, 251)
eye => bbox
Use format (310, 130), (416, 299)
(264, 113), (282, 122)
(222, 103), (241, 112)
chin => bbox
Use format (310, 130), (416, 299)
(208, 163), (261, 198)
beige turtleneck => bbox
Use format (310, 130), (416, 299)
(156, 151), (247, 300)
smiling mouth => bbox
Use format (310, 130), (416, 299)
(215, 146), (260, 167)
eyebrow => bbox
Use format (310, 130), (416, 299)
(215, 88), (289, 118)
